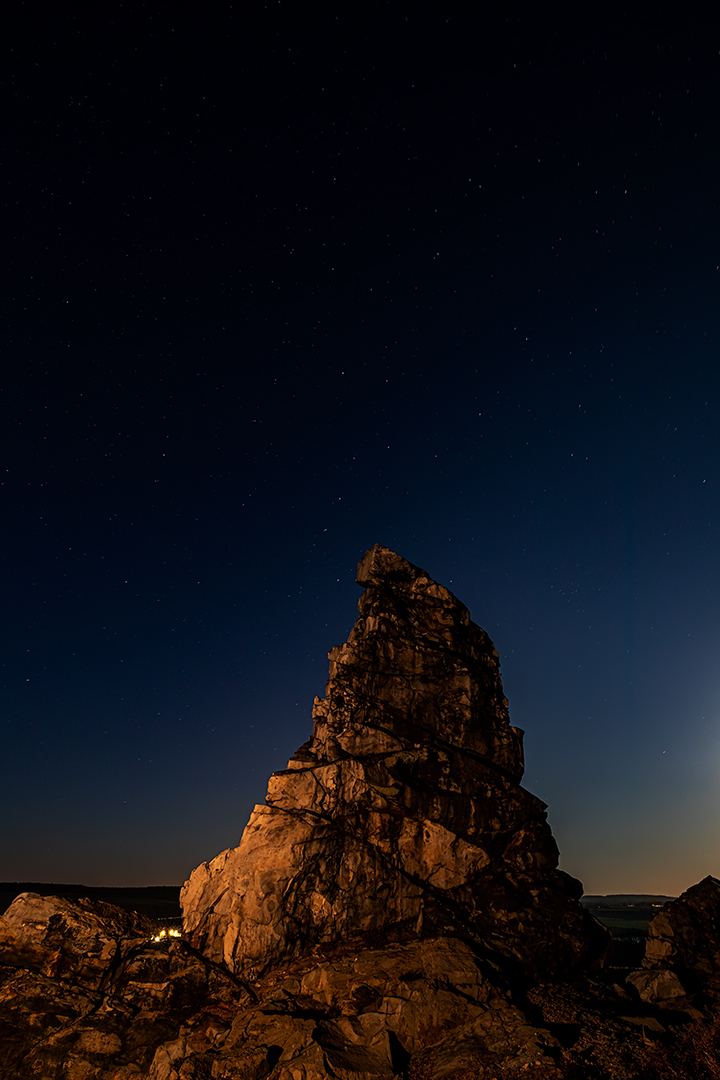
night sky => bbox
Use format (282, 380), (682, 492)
(3, 6), (720, 895)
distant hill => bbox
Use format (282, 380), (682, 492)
(0, 882), (181, 921)
(579, 894), (677, 965)
(581, 893), (676, 952)
(582, 894), (676, 905)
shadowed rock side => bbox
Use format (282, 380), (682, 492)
(627, 875), (720, 1006)
(182, 546), (605, 982)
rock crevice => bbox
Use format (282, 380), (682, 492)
(181, 545), (604, 981)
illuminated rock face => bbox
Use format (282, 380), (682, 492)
(0, 892), (152, 990)
(0, 550), (612, 1077)
(182, 545), (604, 981)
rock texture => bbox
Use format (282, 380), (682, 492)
(0, 892), (245, 1079)
(0, 891), (152, 989)
(631, 875), (720, 1003)
(0, 896), (559, 1079)
(2, 891), (717, 1080)
(182, 546), (605, 983)
(5, 549), (720, 1079)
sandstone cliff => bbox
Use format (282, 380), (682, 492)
(181, 545), (604, 982)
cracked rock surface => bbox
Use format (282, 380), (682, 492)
(625, 875), (720, 1006)
(182, 546), (605, 982)
(1, 546), (621, 1078)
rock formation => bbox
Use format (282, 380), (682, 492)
(0, 894), (563, 1079)
(0, 891), (245, 1079)
(0, 891), (152, 989)
(628, 875), (720, 1005)
(9, 547), (720, 1078)
(182, 545), (605, 982)
(1, 547), (625, 1079)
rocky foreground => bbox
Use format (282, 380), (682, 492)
(1, 547), (718, 1079)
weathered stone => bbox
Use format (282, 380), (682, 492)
(619, 1014), (666, 1037)
(0, 548), (628, 1078)
(640, 875), (720, 1000)
(0, 966), (100, 1078)
(645, 875), (720, 975)
(142, 934), (552, 1080)
(182, 545), (606, 984)
(412, 997), (561, 1078)
(0, 891), (152, 990)
(626, 969), (686, 1003)
(0, 894), (246, 1080)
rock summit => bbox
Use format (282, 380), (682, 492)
(182, 545), (604, 982)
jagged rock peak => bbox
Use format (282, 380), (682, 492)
(355, 543), (458, 590)
(181, 546), (606, 981)
(294, 543), (524, 782)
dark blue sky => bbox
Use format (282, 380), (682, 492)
(3, 5), (719, 893)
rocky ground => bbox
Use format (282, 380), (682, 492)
(2, 548), (718, 1078)
(1, 886), (719, 1079)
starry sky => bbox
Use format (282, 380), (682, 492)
(3, 6), (720, 895)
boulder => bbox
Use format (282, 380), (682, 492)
(0, 891), (152, 989)
(626, 969), (686, 1003)
(640, 875), (720, 999)
(182, 546), (606, 982)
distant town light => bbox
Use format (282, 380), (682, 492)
(151, 928), (182, 942)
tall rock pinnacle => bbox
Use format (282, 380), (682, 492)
(182, 546), (604, 980)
